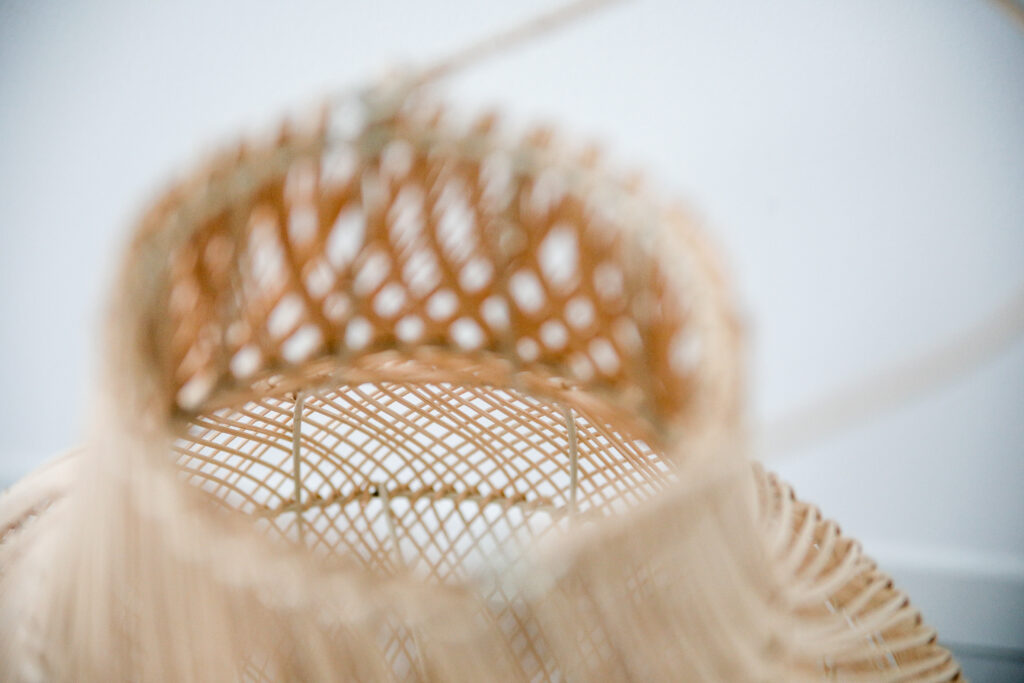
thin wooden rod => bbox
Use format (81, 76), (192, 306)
(256, 486), (564, 519)
(380, 483), (402, 568)
(415, 0), (627, 85)
(760, 283), (1024, 459)
(560, 403), (580, 515)
(291, 391), (306, 544)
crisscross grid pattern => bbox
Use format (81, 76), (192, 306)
(158, 100), (711, 431)
(175, 378), (667, 525)
(174, 367), (670, 679)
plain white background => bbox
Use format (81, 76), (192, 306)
(2, 0), (1022, 674)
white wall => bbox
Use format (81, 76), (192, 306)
(2, 0), (1022, 669)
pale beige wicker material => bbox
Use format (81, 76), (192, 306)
(0, 82), (960, 681)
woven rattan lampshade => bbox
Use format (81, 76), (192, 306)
(0, 79), (961, 681)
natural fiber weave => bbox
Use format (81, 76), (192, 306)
(0, 80), (960, 681)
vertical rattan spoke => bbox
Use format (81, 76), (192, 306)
(560, 403), (579, 516)
(291, 391), (306, 544)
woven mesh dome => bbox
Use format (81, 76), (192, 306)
(0, 82), (960, 681)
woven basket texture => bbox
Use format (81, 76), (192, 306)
(0, 84), (960, 682)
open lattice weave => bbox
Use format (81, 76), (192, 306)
(0, 82), (959, 681)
